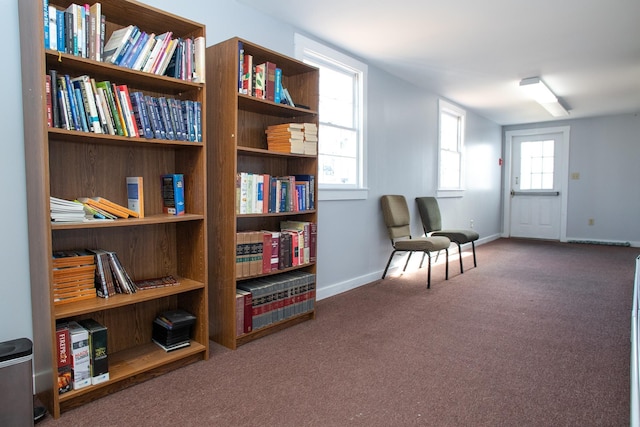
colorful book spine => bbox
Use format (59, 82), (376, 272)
(161, 173), (185, 215)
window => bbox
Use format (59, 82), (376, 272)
(438, 99), (466, 197)
(295, 34), (367, 200)
(519, 140), (555, 190)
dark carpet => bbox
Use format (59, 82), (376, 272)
(38, 238), (638, 426)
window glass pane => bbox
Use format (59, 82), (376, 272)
(319, 155), (356, 185)
(440, 112), (459, 151)
(319, 125), (356, 157)
(439, 150), (460, 188)
(318, 67), (354, 128)
(520, 140), (555, 190)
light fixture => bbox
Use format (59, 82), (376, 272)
(519, 77), (569, 117)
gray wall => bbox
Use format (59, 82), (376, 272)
(3, 0), (632, 349)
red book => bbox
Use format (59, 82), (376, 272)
(55, 324), (72, 394)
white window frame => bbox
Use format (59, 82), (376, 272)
(294, 34), (368, 201)
(437, 99), (466, 198)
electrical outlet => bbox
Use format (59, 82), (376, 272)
(588, 218), (595, 226)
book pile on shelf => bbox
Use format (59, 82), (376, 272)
(235, 221), (317, 279)
(237, 41), (295, 106)
(236, 271), (316, 334)
(50, 196), (91, 222)
(265, 123), (317, 155)
(152, 309), (196, 352)
(236, 173), (315, 214)
(52, 250), (97, 305)
(56, 318), (109, 395)
(77, 196), (139, 219)
(46, 70), (202, 142)
(43, 2), (205, 82)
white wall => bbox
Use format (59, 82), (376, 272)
(0, 0), (32, 343)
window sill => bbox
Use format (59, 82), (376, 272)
(319, 188), (368, 201)
(436, 189), (465, 198)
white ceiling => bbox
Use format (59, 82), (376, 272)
(237, 0), (640, 125)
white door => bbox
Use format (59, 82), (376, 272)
(505, 127), (569, 240)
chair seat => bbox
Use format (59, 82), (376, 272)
(394, 236), (450, 252)
(432, 230), (479, 244)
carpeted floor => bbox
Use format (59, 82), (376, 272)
(37, 238), (638, 426)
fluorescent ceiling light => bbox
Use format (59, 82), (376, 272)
(519, 77), (569, 117)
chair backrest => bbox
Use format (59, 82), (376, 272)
(415, 196), (442, 233)
(380, 195), (412, 240)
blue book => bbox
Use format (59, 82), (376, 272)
(56, 9), (66, 53)
(63, 74), (81, 131)
(161, 174), (185, 216)
(73, 87), (89, 132)
(157, 97), (175, 140)
(182, 100), (195, 142)
(130, 92), (153, 139)
(194, 101), (202, 142)
(121, 31), (148, 68)
(113, 27), (140, 66)
(274, 68), (282, 104)
(43, 0), (49, 49)
(145, 95), (164, 139)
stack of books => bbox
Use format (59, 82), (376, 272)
(152, 309), (196, 352)
(302, 123), (318, 155)
(265, 123), (304, 154)
(52, 250), (97, 305)
(50, 196), (90, 222)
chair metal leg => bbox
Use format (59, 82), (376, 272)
(382, 250), (398, 279)
(403, 252), (413, 272)
(445, 248), (449, 280)
(472, 241), (477, 267)
(456, 242), (464, 273)
(419, 252), (426, 268)
(427, 252), (432, 289)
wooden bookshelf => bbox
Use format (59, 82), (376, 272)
(18, 0), (208, 418)
(206, 38), (319, 349)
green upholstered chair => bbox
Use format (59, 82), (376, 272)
(380, 195), (450, 288)
(415, 196), (479, 274)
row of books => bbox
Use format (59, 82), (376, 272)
(236, 173), (315, 214)
(46, 70), (203, 142)
(236, 221), (318, 279)
(238, 41), (296, 107)
(236, 271), (316, 334)
(266, 122), (318, 155)
(56, 319), (108, 394)
(43, 2), (205, 82)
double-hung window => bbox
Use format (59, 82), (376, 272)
(295, 34), (367, 200)
(438, 99), (466, 197)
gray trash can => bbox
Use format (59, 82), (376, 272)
(0, 338), (34, 427)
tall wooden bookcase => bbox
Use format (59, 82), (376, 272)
(206, 38), (319, 349)
(18, 0), (208, 418)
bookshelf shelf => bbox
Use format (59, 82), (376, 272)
(19, 0), (208, 418)
(206, 37), (319, 350)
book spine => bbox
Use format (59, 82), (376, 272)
(145, 95), (163, 139)
(274, 68), (282, 104)
(158, 97), (175, 140)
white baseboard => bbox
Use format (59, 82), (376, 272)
(316, 233), (502, 301)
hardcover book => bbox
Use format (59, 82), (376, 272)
(161, 173), (185, 215)
(126, 176), (144, 218)
(78, 318), (109, 385)
(66, 321), (91, 390)
(55, 323), (72, 394)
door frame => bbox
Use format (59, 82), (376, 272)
(502, 126), (571, 241)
